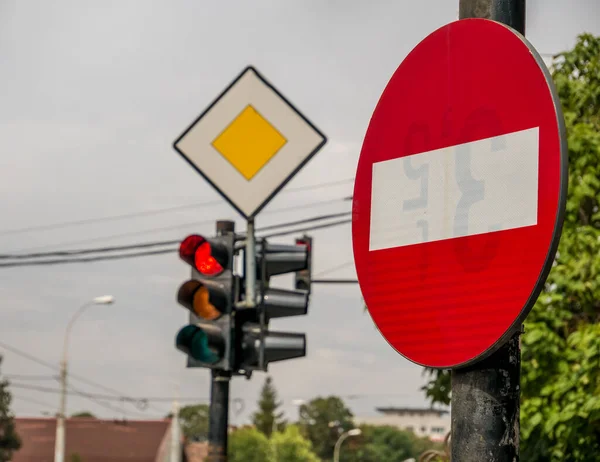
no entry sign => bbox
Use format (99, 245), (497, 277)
(352, 19), (567, 368)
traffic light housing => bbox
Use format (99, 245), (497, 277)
(235, 237), (310, 372)
(294, 236), (312, 293)
(175, 233), (236, 371)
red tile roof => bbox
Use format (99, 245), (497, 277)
(13, 417), (171, 462)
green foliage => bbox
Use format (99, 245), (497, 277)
(298, 396), (354, 460)
(421, 369), (451, 406)
(341, 425), (442, 462)
(271, 425), (320, 462)
(70, 453), (83, 462)
(421, 33), (600, 462)
(71, 411), (96, 418)
(0, 356), (21, 462)
(229, 427), (273, 462)
(178, 403), (209, 442)
(252, 376), (286, 438)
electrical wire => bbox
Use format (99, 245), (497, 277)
(259, 218), (351, 239)
(313, 260), (355, 278)
(66, 382), (166, 419)
(0, 340), (154, 411)
(0, 211), (352, 268)
(0, 248), (175, 268)
(0, 211), (352, 261)
(8, 382), (210, 405)
(0, 217), (352, 267)
(4, 374), (57, 381)
(0, 178), (354, 237)
(7, 196), (351, 255)
(11, 394), (56, 410)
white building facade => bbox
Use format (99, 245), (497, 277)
(356, 407), (450, 442)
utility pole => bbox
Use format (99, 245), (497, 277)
(170, 400), (182, 462)
(452, 5), (526, 461)
(206, 220), (235, 462)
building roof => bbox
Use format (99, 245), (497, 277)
(376, 407), (449, 416)
(13, 417), (171, 462)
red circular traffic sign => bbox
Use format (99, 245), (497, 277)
(352, 19), (567, 369)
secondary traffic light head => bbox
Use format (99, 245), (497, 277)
(235, 237), (311, 373)
(294, 236), (312, 292)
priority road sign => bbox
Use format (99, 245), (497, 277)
(173, 66), (327, 218)
(352, 19), (567, 369)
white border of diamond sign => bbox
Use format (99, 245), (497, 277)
(173, 66), (328, 218)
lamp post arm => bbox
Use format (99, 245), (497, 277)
(333, 432), (350, 462)
(62, 302), (92, 366)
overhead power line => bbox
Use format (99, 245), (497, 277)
(313, 260), (355, 278)
(9, 382), (209, 404)
(0, 212), (352, 268)
(0, 340), (152, 411)
(0, 248), (176, 268)
(260, 217), (351, 239)
(0, 211), (352, 261)
(0, 178), (354, 237)
(12, 394), (56, 410)
(8, 195), (352, 254)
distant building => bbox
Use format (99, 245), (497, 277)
(12, 417), (180, 462)
(355, 407), (450, 442)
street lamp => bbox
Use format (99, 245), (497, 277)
(333, 428), (361, 462)
(54, 295), (114, 462)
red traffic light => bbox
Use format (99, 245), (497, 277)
(179, 235), (224, 276)
(295, 238), (311, 252)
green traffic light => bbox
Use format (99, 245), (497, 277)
(176, 325), (220, 364)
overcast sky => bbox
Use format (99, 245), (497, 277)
(1, 1), (599, 424)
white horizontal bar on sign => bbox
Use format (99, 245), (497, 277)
(369, 127), (539, 251)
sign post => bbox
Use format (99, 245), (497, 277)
(452, 2), (525, 460)
(352, 4), (567, 461)
(173, 66), (326, 461)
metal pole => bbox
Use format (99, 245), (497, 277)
(54, 360), (67, 462)
(451, 3), (525, 461)
(333, 433), (350, 462)
(208, 370), (231, 462)
(170, 400), (182, 462)
(451, 331), (521, 461)
(54, 302), (92, 462)
(245, 218), (256, 307)
(459, 0), (525, 33)
(334, 430), (361, 462)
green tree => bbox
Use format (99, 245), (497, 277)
(71, 411), (96, 418)
(271, 425), (320, 462)
(178, 403), (209, 442)
(252, 376), (285, 438)
(0, 356), (21, 462)
(229, 427), (273, 462)
(298, 396), (354, 460)
(420, 33), (600, 462)
(342, 425), (443, 462)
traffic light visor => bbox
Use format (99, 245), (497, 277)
(177, 280), (221, 320)
(179, 234), (224, 276)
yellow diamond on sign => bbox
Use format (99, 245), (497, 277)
(212, 105), (287, 180)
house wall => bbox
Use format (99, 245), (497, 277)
(355, 412), (450, 442)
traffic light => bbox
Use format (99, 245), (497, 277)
(235, 237), (311, 372)
(294, 235), (312, 293)
(175, 233), (236, 371)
